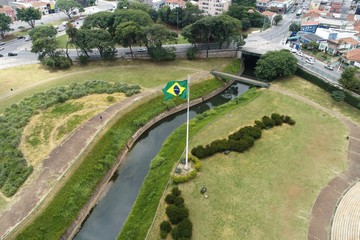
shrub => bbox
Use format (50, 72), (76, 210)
(174, 196), (185, 207)
(178, 218), (193, 238)
(106, 96), (115, 102)
(288, 119), (296, 125)
(160, 220), (172, 233)
(165, 193), (176, 204)
(283, 115), (291, 123)
(132, 117), (147, 127)
(160, 230), (167, 239)
(262, 115), (275, 129)
(186, 47), (198, 60)
(254, 120), (266, 129)
(332, 90), (346, 102)
(271, 113), (283, 126)
(165, 205), (189, 224)
(190, 156), (201, 171)
(172, 170), (197, 184)
(191, 145), (207, 159)
(210, 139), (228, 152)
(78, 55), (90, 65)
(172, 186), (181, 197)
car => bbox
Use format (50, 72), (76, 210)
(0, 47), (4, 51)
(296, 51), (303, 57)
(0, 41), (4, 45)
(290, 48), (298, 53)
(25, 36), (31, 41)
(8, 52), (18, 56)
(325, 64), (334, 70)
(306, 59), (315, 64)
(0, 54), (3, 57)
(137, 47), (147, 52)
(16, 36), (24, 39)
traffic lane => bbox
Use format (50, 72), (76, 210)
(294, 54), (341, 82)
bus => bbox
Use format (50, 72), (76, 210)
(296, 9), (303, 17)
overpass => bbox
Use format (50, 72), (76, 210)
(211, 70), (270, 88)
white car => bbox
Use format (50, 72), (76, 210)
(306, 59), (315, 64)
(0, 41), (4, 45)
(296, 51), (303, 57)
(0, 47), (4, 51)
(290, 48), (298, 53)
(137, 48), (146, 52)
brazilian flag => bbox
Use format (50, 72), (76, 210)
(162, 80), (188, 101)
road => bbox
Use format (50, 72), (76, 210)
(0, 1), (343, 83)
(244, 4), (342, 83)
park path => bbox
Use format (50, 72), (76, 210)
(0, 70), (209, 239)
(269, 86), (360, 240)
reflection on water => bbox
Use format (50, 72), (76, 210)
(74, 83), (248, 240)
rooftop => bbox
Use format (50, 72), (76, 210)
(345, 48), (360, 61)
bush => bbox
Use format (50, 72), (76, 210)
(148, 46), (176, 61)
(78, 54), (90, 65)
(190, 156), (201, 171)
(262, 115), (275, 129)
(160, 220), (172, 233)
(254, 120), (265, 129)
(174, 196), (185, 207)
(165, 193), (176, 204)
(271, 113), (283, 126)
(106, 96), (115, 102)
(186, 47), (198, 60)
(165, 205), (189, 224)
(160, 230), (167, 239)
(172, 186), (181, 196)
(288, 119), (296, 125)
(332, 90), (346, 102)
(178, 218), (193, 238)
(172, 170), (197, 184)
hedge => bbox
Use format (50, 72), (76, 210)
(296, 67), (360, 110)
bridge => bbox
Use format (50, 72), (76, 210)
(210, 70), (270, 88)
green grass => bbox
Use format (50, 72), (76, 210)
(15, 77), (225, 240)
(118, 88), (262, 240)
(56, 111), (95, 140)
(0, 58), (233, 113)
(147, 90), (348, 240)
(273, 76), (360, 125)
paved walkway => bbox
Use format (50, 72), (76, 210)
(269, 86), (360, 240)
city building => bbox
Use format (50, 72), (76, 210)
(198, 0), (231, 15)
(256, 0), (271, 12)
(343, 48), (360, 67)
(0, 5), (16, 21)
(261, 10), (276, 24)
(164, 0), (186, 10)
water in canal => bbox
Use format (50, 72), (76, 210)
(74, 82), (249, 240)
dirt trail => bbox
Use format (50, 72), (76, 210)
(269, 86), (360, 240)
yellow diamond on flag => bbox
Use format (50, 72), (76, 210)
(167, 82), (185, 97)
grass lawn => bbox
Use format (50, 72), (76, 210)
(147, 90), (348, 240)
(273, 76), (360, 125)
(0, 58), (232, 112)
(20, 93), (126, 166)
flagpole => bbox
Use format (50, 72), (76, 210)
(184, 75), (190, 170)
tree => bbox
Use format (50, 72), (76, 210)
(274, 15), (282, 25)
(289, 22), (301, 32)
(142, 24), (176, 48)
(255, 49), (298, 81)
(56, 0), (81, 19)
(82, 11), (114, 30)
(29, 25), (72, 69)
(339, 67), (360, 94)
(212, 15), (242, 49)
(227, 4), (264, 29)
(0, 13), (11, 38)
(115, 21), (141, 59)
(73, 28), (116, 59)
(29, 25), (57, 58)
(113, 9), (153, 27)
(331, 90), (346, 102)
(16, 7), (41, 28)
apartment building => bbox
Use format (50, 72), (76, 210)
(198, 0), (231, 16)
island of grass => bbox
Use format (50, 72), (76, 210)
(135, 89), (348, 240)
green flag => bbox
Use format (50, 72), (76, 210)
(162, 80), (188, 101)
